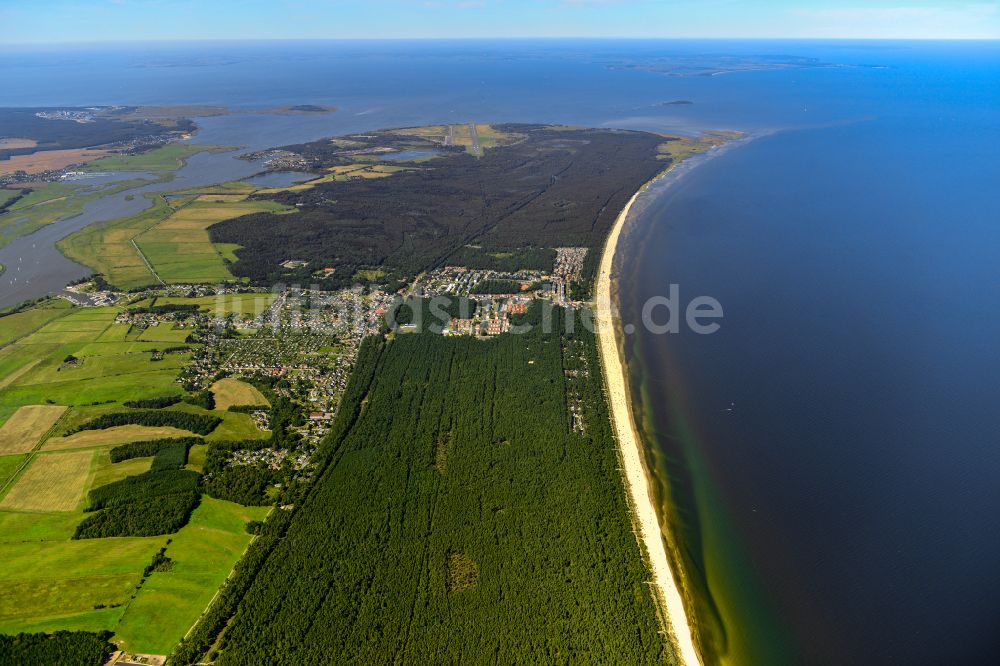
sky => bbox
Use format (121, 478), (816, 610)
(3, 0), (999, 43)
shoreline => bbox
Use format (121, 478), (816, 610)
(594, 162), (702, 666)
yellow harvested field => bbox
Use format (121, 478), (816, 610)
(389, 125), (448, 137)
(328, 165), (369, 174)
(211, 378), (270, 410)
(256, 164), (401, 194)
(159, 204), (261, 223)
(0, 405), (67, 455)
(43, 425), (196, 451)
(0, 450), (94, 512)
(256, 173), (333, 193)
(195, 194), (248, 203)
(0, 148), (111, 176)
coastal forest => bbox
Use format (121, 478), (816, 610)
(172, 305), (671, 664)
(209, 125), (667, 288)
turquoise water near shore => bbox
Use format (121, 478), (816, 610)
(4, 39), (999, 664)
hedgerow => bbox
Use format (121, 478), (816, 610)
(123, 395), (181, 409)
(108, 437), (200, 463)
(73, 410), (221, 435)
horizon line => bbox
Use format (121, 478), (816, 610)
(4, 36), (1000, 47)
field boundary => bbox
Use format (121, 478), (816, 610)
(0, 449), (96, 512)
(0, 359), (42, 390)
(0, 406), (71, 499)
(0, 308), (72, 353)
(131, 238), (165, 286)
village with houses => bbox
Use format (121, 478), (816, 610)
(45, 244), (590, 488)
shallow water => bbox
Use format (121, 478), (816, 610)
(0, 149), (267, 308)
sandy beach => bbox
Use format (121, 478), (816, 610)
(594, 169), (702, 666)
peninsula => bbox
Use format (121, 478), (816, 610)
(0, 122), (730, 665)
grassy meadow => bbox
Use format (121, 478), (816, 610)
(81, 143), (219, 173)
(113, 498), (270, 654)
(155, 293), (275, 319)
(59, 191), (293, 289)
(210, 378), (269, 411)
(0, 297), (272, 654)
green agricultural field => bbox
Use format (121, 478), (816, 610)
(0, 454), (25, 497)
(90, 454), (153, 487)
(185, 444), (207, 473)
(136, 325), (193, 343)
(168, 404), (267, 442)
(59, 195), (176, 290)
(0, 301), (72, 347)
(208, 411), (268, 441)
(0, 511), (82, 542)
(134, 199), (293, 284)
(214, 242), (242, 263)
(60, 190), (294, 289)
(81, 143), (221, 172)
(179, 181), (258, 196)
(0, 533), (163, 634)
(114, 498), (270, 654)
(0, 302), (190, 425)
(0, 189), (19, 206)
(153, 293), (276, 319)
(0, 444), (269, 654)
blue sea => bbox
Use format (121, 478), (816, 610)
(3, 39), (999, 664)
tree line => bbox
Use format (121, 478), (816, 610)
(123, 395), (182, 409)
(72, 410), (221, 436)
(74, 492), (200, 539)
(0, 631), (113, 666)
(109, 437), (200, 463)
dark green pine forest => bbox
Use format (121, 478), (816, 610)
(187, 306), (670, 664)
